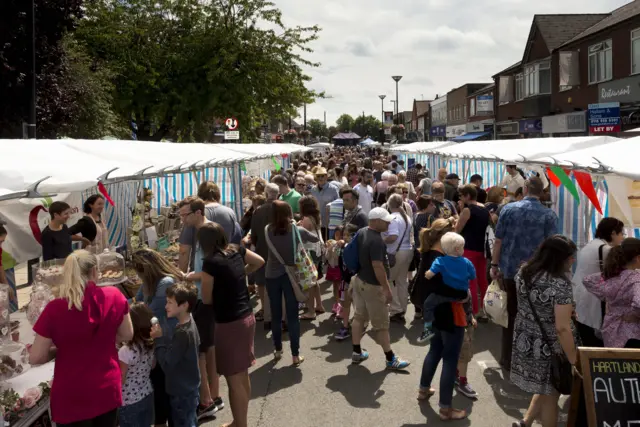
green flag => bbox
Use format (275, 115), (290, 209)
(271, 156), (281, 171)
(240, 161), (247, 173)
(548, 166), (580, 202)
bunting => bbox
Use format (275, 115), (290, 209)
(548, 166), (580, 202)
(573, 171), (603, 215)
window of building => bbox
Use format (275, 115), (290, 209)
(522, 61), (551, 97)
(463, 105), (466, 119)
(588, 40), (613, 84)
(470, 99), (476, 116)
(515, 74), (524, 101)
(632, 29), (640, 74)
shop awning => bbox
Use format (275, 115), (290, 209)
(452, 132), (490, 142)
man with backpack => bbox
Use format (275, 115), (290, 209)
(344, 208), (410, 371)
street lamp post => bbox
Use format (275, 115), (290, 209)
(378, 95), (386, 125)
(392, 76), (402, 126)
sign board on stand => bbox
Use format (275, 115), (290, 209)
(224, 131), (240, 140)
(568, 347), (640, 427)
(588, 102), (621, 133)
(225, 117), (238, 130)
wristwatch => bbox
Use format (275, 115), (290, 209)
(491, 263), (499, 268)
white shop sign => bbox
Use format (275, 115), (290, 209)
(224, 131), (240, 140)
(446, 124), (466, 138)
(466, 119), (494, 132)
(541, 111), (586, 134)
(476, 95), (494, 113)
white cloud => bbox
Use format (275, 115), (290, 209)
(271, 0), (630, 126)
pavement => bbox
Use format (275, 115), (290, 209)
(12, 265), (569, 427)
(200, 280), (570, 427)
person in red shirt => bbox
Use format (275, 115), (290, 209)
(29, 250), (133, 426)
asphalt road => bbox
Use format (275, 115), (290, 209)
(202, 281), (570, 427)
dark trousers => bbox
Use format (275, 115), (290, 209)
(575, 321), (604, 348)
(57, 409), (118, 427)
(500, 278), (517, 369)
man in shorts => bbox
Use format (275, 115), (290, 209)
(350, 208), (410, 370)
(178, 197), (224, 420)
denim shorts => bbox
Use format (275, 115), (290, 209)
(119, 393), (153, 427)
(170, 391), (199, 427)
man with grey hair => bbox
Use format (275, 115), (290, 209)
(490, 176), (558, 371)
(250, 182), (281, 329)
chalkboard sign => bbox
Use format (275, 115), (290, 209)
(579, 347), (640, 427)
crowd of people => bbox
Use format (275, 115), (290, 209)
(5, 145), (639, 427)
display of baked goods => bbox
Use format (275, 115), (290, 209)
(0, 343), (29, 381)
(97, 248), (126, 286)
(32, 260), (65, 290)
(26, 284), (54, 326)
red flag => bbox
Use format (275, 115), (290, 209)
(573, 171), (602, 214)
(97, 182), (115, 207)
(546, 167), (561, 187)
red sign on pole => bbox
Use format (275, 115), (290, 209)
(225, 117), (238, 130)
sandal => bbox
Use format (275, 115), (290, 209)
(439, 408), (467, 421)
(300, 314), (316, 321)
(293, 355), (305, 366)
(417, 388), (435, 400)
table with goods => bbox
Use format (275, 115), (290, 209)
(0, 204), (186, 426)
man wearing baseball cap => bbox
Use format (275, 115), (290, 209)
(350, 207), (410, 370)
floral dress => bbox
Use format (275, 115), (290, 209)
(510, 270), (579, 395)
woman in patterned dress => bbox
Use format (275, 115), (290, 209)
(510, 235), (580, 427)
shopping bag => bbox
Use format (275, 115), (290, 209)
(483, 280), (508, 328)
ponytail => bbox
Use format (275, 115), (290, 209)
(60, 250), (97, 310)
(603, 238), (640, 280)
(419, 217), (454, 253)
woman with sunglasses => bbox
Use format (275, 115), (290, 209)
(132, 249), (185, 426)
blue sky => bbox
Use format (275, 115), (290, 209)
(272, 0), (630, 126)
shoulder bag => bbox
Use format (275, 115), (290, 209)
(264, 224), (317, 303)
(388, 215), (408, 268)
(523, 276), (573, 395)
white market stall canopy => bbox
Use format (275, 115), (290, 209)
(0, 139), (311, 194)
(406, 136), (619, 164)
(390, 141), (457, 153)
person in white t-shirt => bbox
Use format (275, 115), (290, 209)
(499, 165), (525, 201)
(353, 169), (374, 215)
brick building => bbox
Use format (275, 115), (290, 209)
(493, 14), (608, 139)
(411, 100), (431, 140)
(446, 83), (490, 139)
(547, 1), (640, 135)
(464, 84), (495, 140)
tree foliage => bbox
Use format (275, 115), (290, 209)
(353, 115), (382, 138)
(335, 114), (355, 133)
(77, 0), (323, 142)
(307, 118), (327, 138)
(0, 0), (83, 138)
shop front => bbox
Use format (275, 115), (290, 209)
(519, 119), (542, 138)
(541, 111), (587, 137)
(598, 75), (640, 133)
(446, 124), (466, 140)
(495, 121), (519, 139)
(429, 125), (446, 141)
(466, 119), (495, 134)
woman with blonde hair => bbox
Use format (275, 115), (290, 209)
(385, 194), (413, 322)
(29, 250), (133, 426)
(132, 248), (184, 427)
(413, 219), (470, 421)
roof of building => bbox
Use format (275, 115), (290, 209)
(533, 14), (609, 52)
(414, 100), (431, 117)
(560, 1), (640, 48)
(468, 83), (495, 97)
(492, 61), (522, 78)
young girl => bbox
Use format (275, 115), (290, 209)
(119, 302), (155, 427)
(334, 224), (360, 341)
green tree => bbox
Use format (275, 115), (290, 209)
(335, 114), (355, 133)
(328, 126), (338, 139)
(77, 0), (322, 142)
(353, 115), (382, 138)
(0, 0), (84, 138)
(307, 118), (326, 138)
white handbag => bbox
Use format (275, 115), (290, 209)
(483, 280), (508, 328)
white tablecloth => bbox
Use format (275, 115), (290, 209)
(3, 312), (55, 395)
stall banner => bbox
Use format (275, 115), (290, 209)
(0, 193), (83, 264)
(384, 111), (394, 126)
(588, 102), (621, 133)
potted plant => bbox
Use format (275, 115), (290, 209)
(391, 124), (405, 138)
(283, 129), (297, 142)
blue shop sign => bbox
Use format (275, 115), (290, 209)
(430, 125), (446, 137)
(519, 119), (542, 133)
(588, 102), (621, 129)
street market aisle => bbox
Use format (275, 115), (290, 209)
(203, 282), (570, 427)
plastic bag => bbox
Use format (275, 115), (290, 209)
(483, 280), (508, 328)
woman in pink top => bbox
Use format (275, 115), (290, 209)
(29, 250), (133, 426)
(583, 238), (640, 348)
